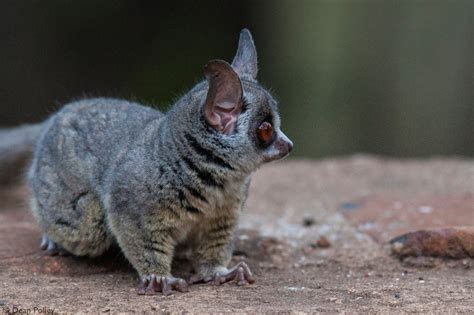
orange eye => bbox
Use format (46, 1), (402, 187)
(257, 121), (273, 143)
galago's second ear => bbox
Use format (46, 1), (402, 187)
(203, 59), (243, 135)
(231, 28), (258, 80)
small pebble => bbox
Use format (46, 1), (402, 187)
(316, 236), (331, 248)
(286, 286), (305, 292)
(302, 217), (316, 227)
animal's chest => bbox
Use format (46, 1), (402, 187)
(211, 185), (242, 211)
(176, 182), (245, 244)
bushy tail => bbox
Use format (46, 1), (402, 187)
(0, 123), (43, 185)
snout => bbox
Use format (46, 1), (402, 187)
(263, 131), (293, 162)
(274, 135), (293, 157)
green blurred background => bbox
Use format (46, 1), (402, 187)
(1, 1), (472, 157)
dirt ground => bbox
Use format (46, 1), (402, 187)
(1, 156), (473, 313)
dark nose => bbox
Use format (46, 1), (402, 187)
(287, 140), (293, 153)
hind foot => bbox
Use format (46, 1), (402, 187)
(40, 233), (68, 256)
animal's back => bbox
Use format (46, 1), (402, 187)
(31, 98), (163, 188)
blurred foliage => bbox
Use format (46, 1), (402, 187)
(0, 0), (472, 157)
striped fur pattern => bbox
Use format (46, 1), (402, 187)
(26, 29), (292, 291)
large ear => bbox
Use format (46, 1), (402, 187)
(231, 28), (258, 80)
(203, 59), (243, 135)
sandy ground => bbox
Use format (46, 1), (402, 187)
(0, 156), (473, 313)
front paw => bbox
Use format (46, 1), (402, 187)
(138, 275), (189, 296)
(189, 261), (255, 286)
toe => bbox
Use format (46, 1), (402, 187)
(173, 279), (189, 293)
(235, 267), (247, 286)
(40, 234), (49, 250)
(46, 240), (59, 256)
(137, 277), (149, 295)
(188, 262), (255, 287)
(145, 275), (160, 295)
(160, 276), (173, 296)
(138, 275), (188, 295)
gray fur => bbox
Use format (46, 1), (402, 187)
(7, 29), (292, 292)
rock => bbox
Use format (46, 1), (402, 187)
(302, 217), (316, 227)
(390, 226), (474, 259)
(316, 236), (331, 248)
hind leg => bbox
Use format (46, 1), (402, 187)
(28, 117), (113, 257)
(31, 190), (113, 257)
